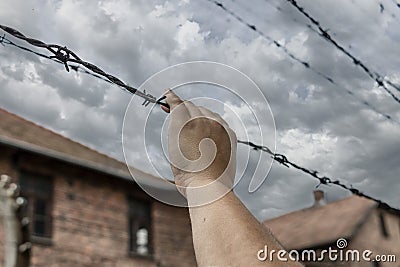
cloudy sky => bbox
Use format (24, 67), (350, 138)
(0, 0), (399, 221)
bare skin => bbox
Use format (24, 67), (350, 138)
(162, 90), (301, 267)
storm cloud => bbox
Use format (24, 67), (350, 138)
(0, 0), (399, 220)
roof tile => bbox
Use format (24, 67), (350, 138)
(264, 195), (376, 250)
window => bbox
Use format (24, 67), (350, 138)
(128, 197), (152, 256)
(19, 171), (53, 239)
(378, 212), (389, 238)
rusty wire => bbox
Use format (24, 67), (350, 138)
(0, 24), (169, 108)
(1, 24), (399, 215)
(239, 140), (400, 215)
(205, 0), (397, 123)
(285, 0), (400, 101)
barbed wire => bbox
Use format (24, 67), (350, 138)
(229, 0), (321, 35)
(238, 140), (400, 215)
(204, 0), (398, 123)
(1, 24), (397, 123)
(1, 24), (399, 215)
(262, 0), (320, 34)
(379, 0), (400, 22)
(0, 24), (169, 108)
(285, 0), (400, 102)
(0, 35), (115, 85)
(350, 0), (386, 26)
(261, 0), (400, 80)
(390, 0), (400, 9)
(229, 0), (400, 117)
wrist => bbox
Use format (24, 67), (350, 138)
(182, 176), (233, 207)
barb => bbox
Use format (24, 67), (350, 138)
(391, 0), (400, 9)
(285, 0), (400, 102)
(0, 34), (5, 46)
(238, 140), (400, 215)
(204, 0), (397, 124)
(266, 0), (400, 101)
(276, 0), (400, 100)
(0, 24), (167, 108)
(278, 0), (400, 90)
(263, 0), (321, 34)
(1, 35), (110, 82)
(1, 24), (399, 215)
(229, 0), (321, 35)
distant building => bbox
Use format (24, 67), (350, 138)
(264, 191), (400, 267)
(0, 108), (196, 267)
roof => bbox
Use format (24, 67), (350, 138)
(0, 108), (172, 190)
(264, 195), (376, 250)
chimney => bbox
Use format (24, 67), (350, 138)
(313, 190), (326, 207)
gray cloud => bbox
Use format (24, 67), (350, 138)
(0, 0), (399, 221)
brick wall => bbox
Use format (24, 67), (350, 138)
(0, 146), (196, 267)
(153, 202), (196, 267)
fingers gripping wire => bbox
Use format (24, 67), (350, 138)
(1, 24), (399, 215)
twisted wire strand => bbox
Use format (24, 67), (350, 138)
(1, 24), (399, 215)
(285, 0), (400, 101)
(204, 0), (398, 123)
(0, 24), (168, 108)
(0, 35), (113, 84)
(238, 140), (400, 215)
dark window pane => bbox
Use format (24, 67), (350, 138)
(19, 175), (34, 190)
(19, 171), (53, 239)
(20, 172), (52, 196)
(129, 218), (135, 251)
(34, 199), (47, 216)
(129, 199), (150, 217)
(33, 218), (46, 236)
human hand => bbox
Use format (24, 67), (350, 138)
(161, 90), (237, 196)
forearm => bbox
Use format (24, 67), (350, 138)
(163, 91), (300, 266)
(187, 181), (300, 267)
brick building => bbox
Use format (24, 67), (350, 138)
(0, 108), (196, 267)
(264, 191), (400, 267)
